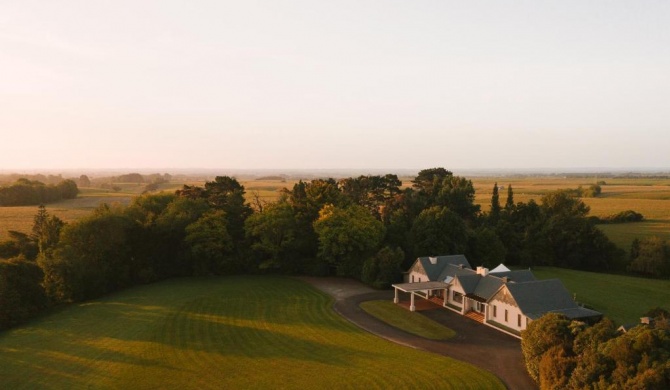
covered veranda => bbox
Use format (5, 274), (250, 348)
(391, 281), (449, 312)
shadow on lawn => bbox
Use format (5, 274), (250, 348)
(0, 276), (376, 387)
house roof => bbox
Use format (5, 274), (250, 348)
(415, 255), (472, 281)
(472, 275), (505, 300)
(437, 263), (477, 282)
(449, 269), (536, 301)
(456, 274), (482, 294)
(392, 281), (450, 292)
(504, 279), (601, 319)
(491, 270), (537, 283)
(490, 264), (511, 273)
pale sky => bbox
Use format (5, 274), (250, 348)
(1, 1), (669, 171)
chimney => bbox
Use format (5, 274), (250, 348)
(429, 256), (437, 265)
(476, 267), (489, 276)
(458, 264), (464, 269)
(640, 317), (652, 325)
(502, 277), (509, 283)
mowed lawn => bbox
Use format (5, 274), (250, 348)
(532, 267), (670, 325)
(0, 276), (503, 390)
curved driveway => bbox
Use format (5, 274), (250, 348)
(300, 277), (537, 390)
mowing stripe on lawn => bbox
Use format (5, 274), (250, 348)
(0, 276), (503, 389)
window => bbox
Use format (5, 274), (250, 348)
(518, 314), (522, 327)
(493, 305), (497, 318)
(453, 291), (463, 304)
(505, 310), (508, 322)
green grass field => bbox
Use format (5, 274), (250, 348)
(360, 300), (456, 340)
(0, 276), (503, 389)
(532, 267), (670, 325)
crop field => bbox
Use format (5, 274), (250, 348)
(0, 276), (503, 390)
(0, 187), (135, 241)
(532, 267), (670, 325)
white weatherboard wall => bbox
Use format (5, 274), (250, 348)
(488, 299), (527, 332)
(408, 261), (428, 284)
(447, 284), (465, 310)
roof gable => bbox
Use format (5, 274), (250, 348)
(414, 255), (472, 282)
(410, 258), (428, 278)
(490, 284), (519, 307)
(490, 264), (511, 273)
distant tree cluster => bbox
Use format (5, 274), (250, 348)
(0, 174), (69, 186)
(628, 237), (670, 278)
(592, 210), (644, 224)
(522, 310), (670, 389)
(0, 179), (78, 206)
(558, 185), (602, 198)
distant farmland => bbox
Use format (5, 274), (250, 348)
(1, 176), (669, 251)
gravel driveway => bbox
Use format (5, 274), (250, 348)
(300, 277), (537, 390)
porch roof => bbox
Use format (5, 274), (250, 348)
(392, 281), (449, 292)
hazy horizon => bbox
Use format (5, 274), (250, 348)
(2, 1), (669, 171)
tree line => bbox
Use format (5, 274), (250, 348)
(0, 179), (78, 206)
(0, 168), (631, 330)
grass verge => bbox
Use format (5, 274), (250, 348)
(360, 300), (456, 340)
(532, 267), (670, 325)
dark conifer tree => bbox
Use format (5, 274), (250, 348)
(505, 184), (515, 210)
(490, 182), (501, 223)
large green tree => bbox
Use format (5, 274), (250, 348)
(245, 199), (298, 271)
(313, 204), (385, 277)
(410, 206), (468, 257)
(521, 313), (572, 384)
(0, 257), (48, 330)
(185, 210), (234, 275)
(32, 205), (65, 256)
(339, 174), (402, 218)
(40, 207), (135, 302)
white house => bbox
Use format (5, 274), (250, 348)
(393, 255), (601, 338)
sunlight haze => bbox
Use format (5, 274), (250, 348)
(1, 0), (669, 171)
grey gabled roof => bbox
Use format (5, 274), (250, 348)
(491, 270), (537, 283)
(504, 279), (601, 319)
(456, 274), (481, 294)
(473, 276), (505, 300)
(449, 269), (534, 301)
(437, 263), (477, 282)
(416, 255), (472, 281)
